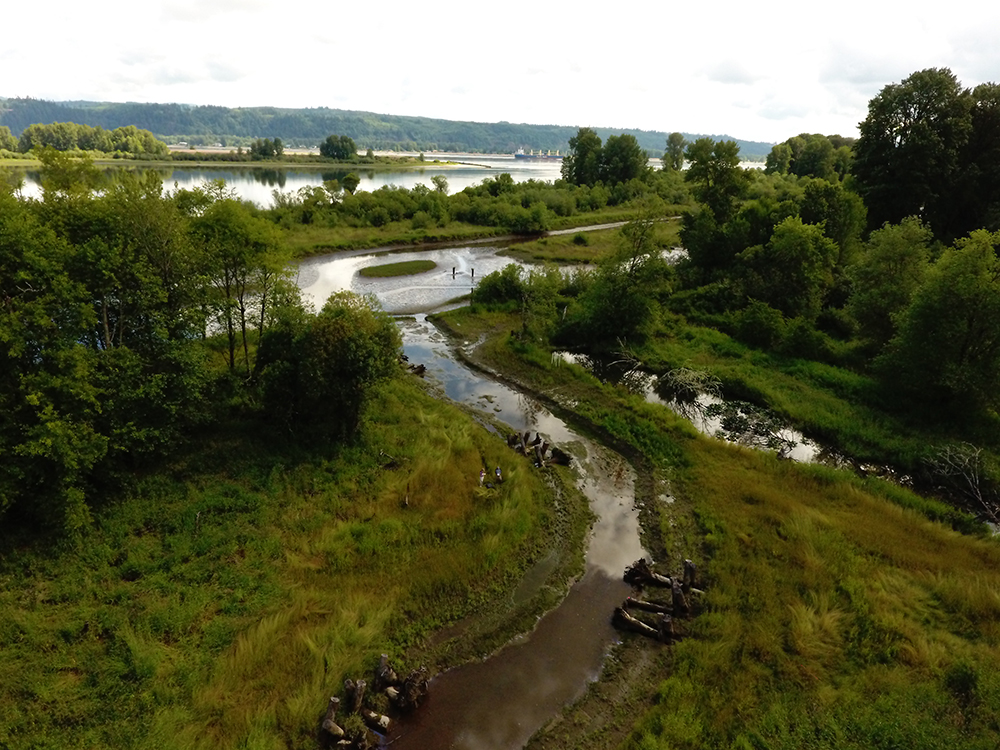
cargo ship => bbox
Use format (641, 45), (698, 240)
(514, 148), (563, 160)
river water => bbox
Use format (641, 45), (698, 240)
(298, 246), (647, 749)
(11, 153), (565, 206)
(10, 153), (684, 207)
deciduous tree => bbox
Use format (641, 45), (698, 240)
(877, 229), (1000, 409)
(847, 217), (932, 348)
(663, 132), (687, 171)
(853, 68), (973, 241)
(683, 138), (748, 222)
(561, 127), (603, 187)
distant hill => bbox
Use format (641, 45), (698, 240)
(0, 97), (775, 159)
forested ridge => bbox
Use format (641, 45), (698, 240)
(3, 66), (1000, 750)
(0, 96), (775, 157)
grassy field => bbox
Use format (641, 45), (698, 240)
(501, 218), (682, 264)
(280, 221), (502, 257)
(279, 207), (663, 259)
(433, 306), (1000, 750)
(0, 375), (591, 750)
(627, 439), (1000, 750)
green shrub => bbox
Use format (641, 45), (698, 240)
(734, 300), (786, 349)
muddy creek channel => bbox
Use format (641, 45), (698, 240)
(298, 247), (647, 749)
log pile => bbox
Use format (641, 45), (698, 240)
(322, 655), (430, 747)
(613, 557), (704, 644)
(505, 430), (572, 467)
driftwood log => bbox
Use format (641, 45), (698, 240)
(624, 596), (671, 614)
(613, 607), (676, 643)
(359, 707), (391, 733)
(613, 606), (659, 638)
(624, 558), (673, 588)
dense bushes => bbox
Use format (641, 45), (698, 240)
(266, 167), (690, 235)
(0, 164), (401, 536)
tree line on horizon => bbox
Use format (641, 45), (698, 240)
(0, 96), (776, 158)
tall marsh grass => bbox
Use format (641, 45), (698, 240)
(0, 377), (562, 750)
(628, 439), (1000, 749)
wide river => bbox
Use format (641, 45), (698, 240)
(11, 153), (566, 206)
(298, 245), (647, 749)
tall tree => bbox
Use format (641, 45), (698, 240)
(663, 132), (687, 171)
(570, 215), (670, 343)
(0, 185), (105, 534)
(853, 68), (973, 241)
(258, 292), (401, 438)
(560, 127), (603, 187)
(736, 216), (838, 321)
(319, 134), (358, 160)
(600, 134), (649, 185)
(683, 138), (748, 222)
(190, 200), (288, 375)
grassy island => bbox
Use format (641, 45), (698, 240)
(358, 259), (437, 278)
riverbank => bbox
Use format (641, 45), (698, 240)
(430, 306), (1000, 750)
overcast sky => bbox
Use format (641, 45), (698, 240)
(3, 0), (998, 144)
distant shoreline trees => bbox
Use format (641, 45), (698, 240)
(13, 122), (169, 158)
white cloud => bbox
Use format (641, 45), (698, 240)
(4, 0), (999, 144)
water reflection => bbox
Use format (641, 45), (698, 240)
(298, 245), (535, 315)
(12, 155), (565, 207)
(391, 315), (645, 750)
(556, 351), (835, 465)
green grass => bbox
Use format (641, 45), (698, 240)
(281, 220), (503, 257)
(501, 218), (682, 264)
(625, 439), (1000, 750)
(280, 207), (670, 259)
(0, 376), (581, 750)
(357, 259), (437, 278)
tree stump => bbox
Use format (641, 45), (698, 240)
(373, 654), (399, 693)
(683, 559), (697, 592)
(344, 678), (367, 714)
(395, 666), (429, 712)
(671, 580), (691, 618)
(658, 614), (675, 643)
(322, 696), (345, 739)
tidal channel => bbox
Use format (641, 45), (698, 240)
(298, 246), (647, 749)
